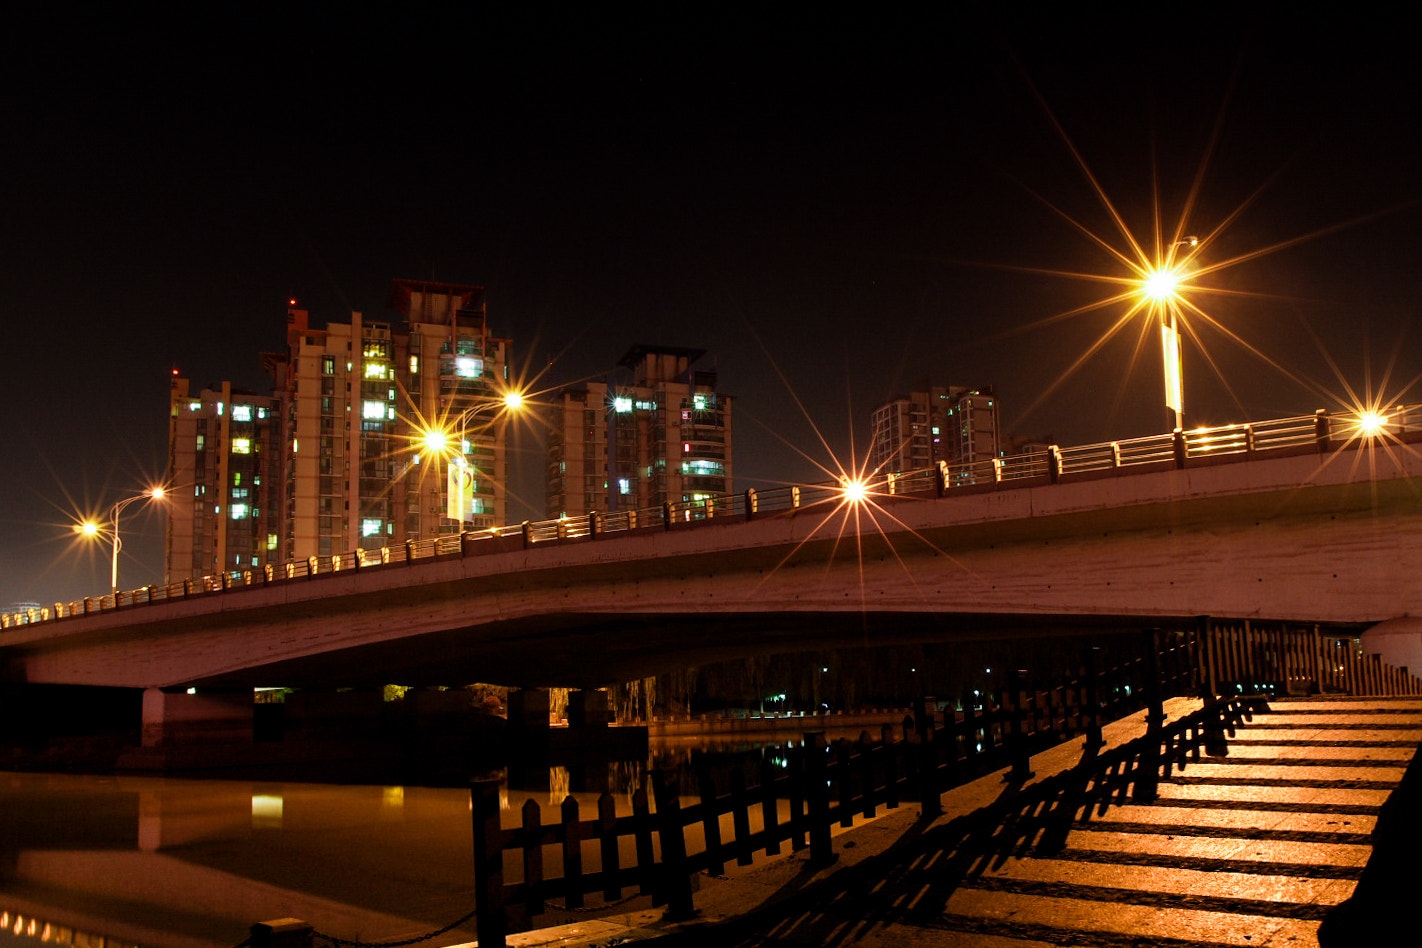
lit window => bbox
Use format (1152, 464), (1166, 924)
(267, 534), (279, 550)
(619, 478), (632, 495)
(693, 393), (708, 410)
(612, 396), (633, 413)
(233, 472), (243, 485)
(362, 518), (383, 537)
(195, 434), (205, 451)
(455, 356), (483, 378)
(216, 402), (225, 416)
(232, 405), (253, 422)
(232, 438), (252, 454)
(681, 460), (725, 476)
(188, 401), (200, 412)
(362, 401), (385, 420)
(409, 356), (419, 375)
(231, 504), (249, 519)
(364, 361), (386, 379)
(322, 357), (335, 375)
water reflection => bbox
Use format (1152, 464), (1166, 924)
(0, 729), (881, 948)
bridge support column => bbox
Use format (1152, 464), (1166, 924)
(284, 689), (384, 740)
(508, 688), (551, 733)
(141, 687), (254, 748)
(567, 689), (610, 729)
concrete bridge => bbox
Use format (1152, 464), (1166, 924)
(4, 409), (1422, 701)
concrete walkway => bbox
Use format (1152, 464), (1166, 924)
(474, 695), (1422, 948)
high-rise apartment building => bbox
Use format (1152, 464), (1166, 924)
(869, 385), (1000, 476)
(166, 379), (281, 580)
(166, 279), (515, 582)
(545, 345), (732, 518)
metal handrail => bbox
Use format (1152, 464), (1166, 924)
(5, 405), (1415, 629)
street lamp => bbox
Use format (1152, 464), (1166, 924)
(1141, 236), (1198, 431)
(418, 390), (526, 523)
(74, 486), (168, 594)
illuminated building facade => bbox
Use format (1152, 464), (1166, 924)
(166, 280), (514, 581)
(545, 345), (732, 518)
(869, 384), (1000, 476)
(166, 379), (281, 580)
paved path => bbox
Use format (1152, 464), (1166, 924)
(623, 695), (1422, 948)
(486, 695), (1422, 948)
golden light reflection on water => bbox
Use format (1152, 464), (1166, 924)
(0, 910), (138, 948)
(251, 792), (283, 829)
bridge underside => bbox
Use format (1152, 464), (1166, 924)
(185, 611), (1218, 690)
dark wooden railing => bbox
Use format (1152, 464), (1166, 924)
(466, 629), (1203, 947)
(1201, 618), (1422, 697)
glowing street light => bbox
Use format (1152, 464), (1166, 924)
(1354, 409), (1389, 438)
(74, 486), (169, 593)
(417, 389), (526, 523)
(839, 477), (870, 506)
(1139, 236), (1198, 431)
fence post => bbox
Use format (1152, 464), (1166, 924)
(1084, 647), (1103, 749)
(915, 698), (942, 816)
(804, 731), (833, 865)
(470, 778), (508, 948)
(1173, 428), (1187, 468)
(744, 487), (757, 520)
(1134, 630), (1164, 803)
(650, 770), (696, 919)
(250, 919), (313, 948)
(1007, 671), (1034, 782)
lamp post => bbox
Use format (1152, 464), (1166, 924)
(76, 486), (168, 594)
(419, 390), (525, 523)
(1142, 237), (1198, 431)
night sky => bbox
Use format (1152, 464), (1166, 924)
(3, 5), (1420, 608)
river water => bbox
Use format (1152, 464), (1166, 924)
(0, 730), (861, 948)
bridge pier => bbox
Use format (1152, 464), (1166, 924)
(507, 687), (552, 734)
(284, 688), (385, 740)
(140, 686), (254, 748)
(567, 688), (610, 729)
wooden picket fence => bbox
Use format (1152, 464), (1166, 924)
(1202, 619), (1422, 697)
(464, 623), (1414, 947)
(468, 629), (1199, 947)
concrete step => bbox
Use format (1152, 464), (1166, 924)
(650, 696), (1420, 948)
(915, 703), (1420, 946)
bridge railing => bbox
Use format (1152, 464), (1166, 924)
(8, 404), (1420, 630)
